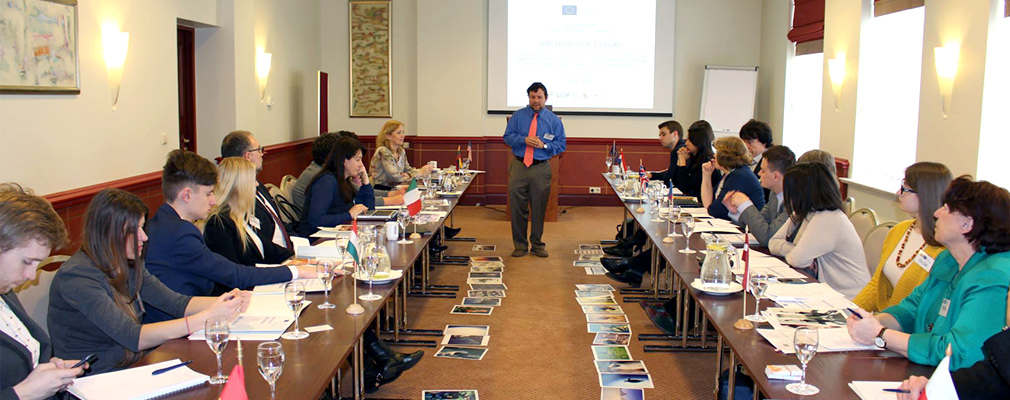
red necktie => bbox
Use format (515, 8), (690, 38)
(257, 192), (293, 250)
(523, 113), (538, 167)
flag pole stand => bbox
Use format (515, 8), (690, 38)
(346, 261), (364, 315)
(734, 226), (754, 330)
(409, 219), (421, 240)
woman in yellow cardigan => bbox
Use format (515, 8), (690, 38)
(853, 162), (952, 312)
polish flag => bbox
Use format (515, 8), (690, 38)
(404, 178), (422, 216)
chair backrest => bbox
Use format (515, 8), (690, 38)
(266, 184), (300, 225)
(14, 255), (70, 336)
(842, 197), (855, 216)
(848, 207), (879, 242)
(863, 221), (898, 276)
(279, 175), (297, 202)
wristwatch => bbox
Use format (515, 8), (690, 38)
(874, 327), (888, 348)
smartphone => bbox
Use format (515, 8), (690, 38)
(71, 354), (98, 369)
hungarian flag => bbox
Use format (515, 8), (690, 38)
(347, 219), (360, 266)
(467, 141), (473, 161)
(219, 365), (248, 400)
(918, 351), (959, 400)
(404, 178), (422, 216)
(457, 145), (463, 168)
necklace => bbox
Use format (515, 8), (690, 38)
(895, 220), (928, 269)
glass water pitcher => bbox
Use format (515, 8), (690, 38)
(700, 234), (733, 288)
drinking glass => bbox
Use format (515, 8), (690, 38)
(678, 215), (696, 253)
(359, 253), (382, 301)
(461, 158), (471, 173)
(257, 341), (285, 399)
(281, 282), (309, 340)
(397, 209), (413, 244)
(744, 272), (769, 322)
(317, 260), (335, 309)
(205, 317), (230, 384)
(786, 328), (820, 395)
(605, 156), (613, 174)
(667, 204), (682, 238)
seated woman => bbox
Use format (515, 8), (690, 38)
(0, 183), (86, 400)
(701, 136), (765, 220)
(204, 157), (294, 265)
(847, 176), (1010, 370)
(853, 162), (952, 312)
(369, 120), (432, 191)
(48, 188), (246, 374)
(769, 163), (870, 299)
(675, 120), (718, 201)
(299, 137), (376, 237)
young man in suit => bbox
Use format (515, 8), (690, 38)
(723, 145), (796, 246)
(144, 149), (313, 322)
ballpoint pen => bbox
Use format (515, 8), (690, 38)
(152, 360), (194, 375)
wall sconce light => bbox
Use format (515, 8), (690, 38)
(256, 50), (272, 102)
(934, 43), (959, 118)
(827, 54), (845, 112)
(102, 25), (129, 110)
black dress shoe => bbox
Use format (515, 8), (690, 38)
(376, 340), (424, 371)
(605, 270), (642, 288)
(444, 226), (461, 239)
(603, 245), (632, 257)
(600, 257), (632, 274)
(429, 244), (449, 253)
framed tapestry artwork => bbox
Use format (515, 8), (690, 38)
(0, 0), (80, 93)
(348, 0), (392, 117)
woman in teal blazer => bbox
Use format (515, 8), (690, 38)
(847, 176), (1010, 370)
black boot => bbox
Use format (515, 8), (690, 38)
(366, 340), (405, 385)
(600, 257), (632, 274)
(363, 358), (382, 394)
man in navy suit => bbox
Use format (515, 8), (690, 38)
(220, 130), (294, 250)
(144, 150), (314, 323)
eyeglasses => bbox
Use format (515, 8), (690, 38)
(246, 146), (265, 154)
(899, 180), (916, 195)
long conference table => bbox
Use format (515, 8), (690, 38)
(603, 174), (933, 400)
(133, 174), (476, 400)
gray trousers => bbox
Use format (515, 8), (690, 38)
(508, 158), (551, 250)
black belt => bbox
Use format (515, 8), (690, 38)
(515, 156), (547, 165)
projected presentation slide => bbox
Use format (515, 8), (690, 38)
(506, 0), (657, 109)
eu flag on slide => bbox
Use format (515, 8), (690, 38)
(562, 5), (577, 15)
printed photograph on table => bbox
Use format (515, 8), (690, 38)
(600, 388), (644, 400)
(435, 346), (488, 361)
(767, 308), (848, 328)
(423, 390), (479, 400)
(462, 297), (501, 307)
(575, 290), (614, 298)
(472, 245), (496, 251)
(468, 272), (502, 278)
(467, 290), (506, 298)
(587, 314), (629, 323)
(595, 360), (648, 374)
(588, 323), (632, 334)
(444, 325), (490, 336)
(599, 373), (654, 389)
(592, 345), (632, 361)
(441, 335), (490, 346)
(583, 305), (624, 314)
(577, 284), (616, 291)
(470, 265), (504, 272)
(470, 256), (503, 262)
(593, 333), (632, 346)
(451, 305), (494, 315)
(470, 283), (507, 291)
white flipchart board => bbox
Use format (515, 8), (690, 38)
(700, 66), (759, 137)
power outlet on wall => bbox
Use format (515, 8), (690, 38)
(589, 187), (602, 194)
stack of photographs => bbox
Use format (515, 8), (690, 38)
(456, 256), (508, 315)
(575, 284), (652, 399)
(576, 244), (607, 274)
(435, 325), (490, 361)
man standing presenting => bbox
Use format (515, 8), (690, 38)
(504, 82), (566, 258)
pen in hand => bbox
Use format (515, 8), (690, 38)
(152, 360), (194, 375)
(847, 308), (863, 319)
(882, 388), (911, 393)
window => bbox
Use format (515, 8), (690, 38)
(851, 7), (925, 190)
(976, 2), (1010, 188)
(782, 52), (824, 156)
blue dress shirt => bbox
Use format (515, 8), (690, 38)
(503, 106), (567, 160)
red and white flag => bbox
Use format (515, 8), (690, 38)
(404, 178), (421, 216)
(219, 365), (248, 400)
(741, 226), (751, 291)
(918, 352), (959, 400)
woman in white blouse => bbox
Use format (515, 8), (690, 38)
(0, 183), (85, 400)
(769, 163), (871, 299)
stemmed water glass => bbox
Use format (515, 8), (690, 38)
(281, 282), (309, 340)
(667, 204), (682, 238)
(257, 341), (285, 399)
(317, 260), (336, 309)
(205, 317), (230, 384)
(358, 251), (383, 301)
(397, 209), (413, 244)
(744, 272), (769, 322)
(678, 215), (697, 253)
(787, 328), (820, 395)
(605, 155), (614, 175)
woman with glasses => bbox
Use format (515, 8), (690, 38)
(369, 120), (432, 191)
(853, 162), (952, 312)
(700, 136), (765, 220)
(204, 158), (294, 266)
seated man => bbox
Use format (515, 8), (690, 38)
(221, 130), (294, 251)
(144, 149), (313, 322)
(723, 145), (795, 246)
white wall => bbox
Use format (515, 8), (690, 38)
(757, 0), (791, 145)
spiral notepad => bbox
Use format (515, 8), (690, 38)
(67, 359), (208, 400)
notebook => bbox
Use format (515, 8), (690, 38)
(67, 359), (208, 400)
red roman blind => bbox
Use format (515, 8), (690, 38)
(789, 0), (825, 55)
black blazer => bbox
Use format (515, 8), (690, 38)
(650, 140), (685, 187)
(204, 207), (294, 266)
(1, 292), (54, 400)
(953, 328), (1010, 399)
(255, 183), (294, 238)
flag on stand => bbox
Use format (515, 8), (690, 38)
(456, 145), (463, 169)
(619, 148), (627, 174)
(742, 226), (751, 291)
(918, 347), (959, 400)
(668, 181), (674, 202)
(219, 365), (248, 400)
(467, 141), (473, 161)
(404, 178), (422, 216)
(347, 219), (360, 266)
(639, 160), (648, 190)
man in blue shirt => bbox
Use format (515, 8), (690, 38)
(503, 82), (566, 258)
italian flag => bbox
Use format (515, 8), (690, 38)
(404, 178), (422, 216)
(347, 219), (360, 265)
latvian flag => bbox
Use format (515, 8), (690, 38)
(404, 178), (422, 216)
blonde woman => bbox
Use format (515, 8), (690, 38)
(701, 136), (765, 220)
(204, 157), (294, 265)
(369, 120), (432, 190)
